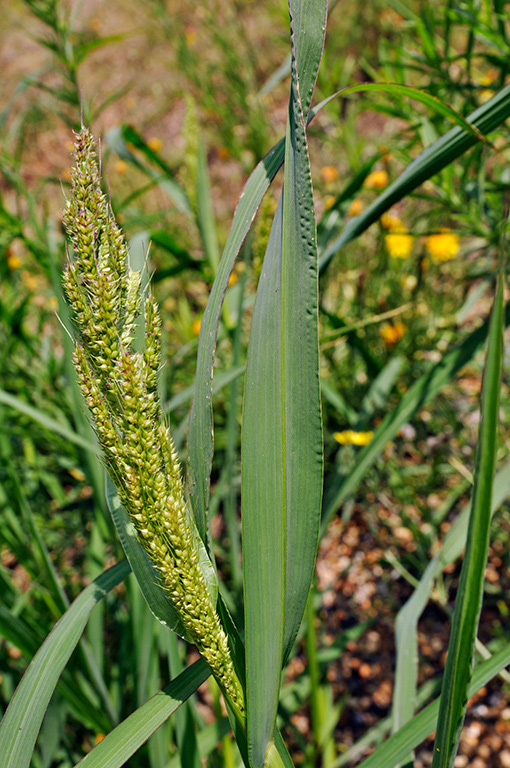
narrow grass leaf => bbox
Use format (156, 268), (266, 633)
(354, 645), (510, 768)
(319, 83), (510, 271)
(322, 302), (510, 528)
(242, 2), (326, 765)
(0, 389), (99, 454)
(196, 140), (221, 274)
(186, 134), (285, 546)
(392, 456), (510, 760)
(186, 79), (510, 552)
(105, 125), (191, 215)
(166, 366), (245, 414)
(333, 82), (486, 142)
(431, 272), (504, 767)
(0, 605), (111, 733)
(75, 659), (210, 768)
(0, 560), (130, 768)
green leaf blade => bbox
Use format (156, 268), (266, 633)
(75, 659), (210, 768)
(431, 272), (504, 768)
(0, 561), (130, 768)
(355, 646), (510, 768)
(242, 3), (326, 765)
(187, 135), (285, 547)
(319, 83), (510, 272)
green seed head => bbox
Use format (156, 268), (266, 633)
(63, 127), (243, 714)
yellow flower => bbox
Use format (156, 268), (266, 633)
(114, 160), (128, 175)
(192, 318), (202, 336)
(20, 270), (38, 291)
(385, 232), (414, 260)
(69, 467), (86, 481)
(425, 230), (460, 262)
(228, 271), (238, 287)
(324, 194), (336, 211)
(379, 321), (407, 348)
(7, 253), (22, 270)
(364, 169), (389, 190)
(147, 137), (163, 153)
(334, 430), (374, 446)
(380, 212), (403, 231)
(347, 198), (364, 216)
(321, 165), (339, 184)
(95, 734), (105, 745)
(184, 25), (197, 45)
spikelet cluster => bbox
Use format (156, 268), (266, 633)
(63, 128), (243, 712)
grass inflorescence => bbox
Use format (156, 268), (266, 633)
(63, 127), (244, 714)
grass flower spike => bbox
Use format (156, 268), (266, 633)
(62, 127), (243, 715)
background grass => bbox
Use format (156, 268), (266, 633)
(0, 1), (509, 766)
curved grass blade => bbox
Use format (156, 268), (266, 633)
(322, 301), (510, 529)
(0, 388), (99, 454)
(186, 0), (327, 548)
(106, 477), (217, 643)
(319, 83), (510, 272)
(106, 125), (191, 215)
(75, 658), (210, 768)
(392, 457), (510, 761)
(242, 3), (326, 764)
(431, 271), (504, 767)
(0, 605), (111, 733)
(0, 560), (130, 768)
(186, 133), (285, 547)
(186, 81), (510, 551)
(333, 82), (486, 142)
(352, 644), (510, 768)
(165, 366), (245, 414)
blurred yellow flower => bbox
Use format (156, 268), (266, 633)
(334, 430), (374, 446)
(95, 734), (105, 745)
(364, 169), (389, 189)
(321, 165), (339, 184)
(192, 318), (202, 336)
(479, 74), (493, 87)
(324, 194), (336, 211)
(114, 160), (128, 175)
(7, 253), (22, 270)
(425, 230), (460, 262)
(380, 212), (403, 231)
(218, 146), (230, 160)
(184, 25), (197, 45)
(69, 467), (86, 482)
(380, 321), (407, 348)
(89, 17), (102, 32)
(49, 296), (59, 312)
(147, 137), (163, 153)
(385, 232), (414, 260)
(228, 271), (238, 287)
(479, 89), (493, 103)
(347, 198), (364, 216)
(21, 270), (38, 291)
